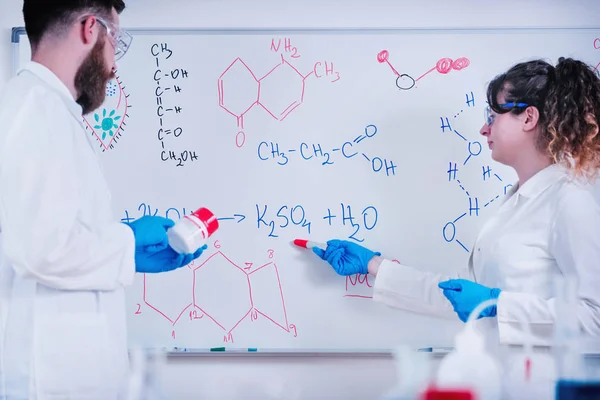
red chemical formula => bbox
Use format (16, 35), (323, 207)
(218, 38), (341, 148)
(134, 243), (297, 343)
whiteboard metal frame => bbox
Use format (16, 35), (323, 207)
(9, 25), (600, 355)
(11, 26), (600, 42)
(166, 348), (402, 358)
(12, 25), (600, 76)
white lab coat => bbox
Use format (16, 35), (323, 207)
(0, 62), (136, 399)
(372, 163), (600, 397)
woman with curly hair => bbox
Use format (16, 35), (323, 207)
(310, 56), (600, 381)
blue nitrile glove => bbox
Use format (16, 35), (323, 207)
(438, 279), (502, 322)
(126, 216), (174, 253)
(312, 239), (381, 276)
(135, 244), (208, 273)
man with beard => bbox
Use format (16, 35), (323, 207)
(0, 1), (206, 398)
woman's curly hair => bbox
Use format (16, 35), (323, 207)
(486, 57), (600, 179)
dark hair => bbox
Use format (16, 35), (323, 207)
(486, 57), (600, 178)
(23, 0), (125, 50)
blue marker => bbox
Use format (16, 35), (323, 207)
(418, 347), (454, 353)
(173, 347), (259, 353)
(211, 347), (258, 353)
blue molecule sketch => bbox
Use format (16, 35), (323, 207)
(440, 92), (510, 253)
(463, 141), (482, 165)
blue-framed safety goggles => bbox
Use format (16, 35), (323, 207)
(484, 102), (529, 126)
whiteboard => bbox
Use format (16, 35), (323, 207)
(11, 27), (600, 351)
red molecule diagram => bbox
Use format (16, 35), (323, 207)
(377, 50), (470, 90)
(138, 247), (297, 343)
(218, 42), (341, 149)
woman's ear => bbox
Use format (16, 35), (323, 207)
(522, 106), (540, 132)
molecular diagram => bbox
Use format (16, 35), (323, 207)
(83, 73), (131, 152)
(257, 124), (397, 176)
(218, 38), (341, 148)
(439, 92), (513, 253)
(135, 242), (297, 343)
(150, 43), (198, 167)
(594, 37), (600, 72)
(123, 202), (380, 313)
(377, 50), (470, 90)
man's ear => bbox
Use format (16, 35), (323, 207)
(79, 15), (99, 46)
(522, 106), (540, 132)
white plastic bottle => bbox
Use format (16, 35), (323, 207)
(380, 345), (432, 399)
(435, 299), (502, 400)
(167, 207), (219, 254)
(125, 346), (167, 400)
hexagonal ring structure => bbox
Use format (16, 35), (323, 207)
(218, 58), (260, 126)
(257, 58), (306, 121)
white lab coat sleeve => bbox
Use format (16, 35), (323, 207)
(496, 187), (600, 344)
(372, 259), (471, 319)
(0, 89), (135, 291)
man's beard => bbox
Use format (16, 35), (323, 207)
(74, 36), (114, 115)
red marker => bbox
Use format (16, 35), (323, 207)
(293, 239), (326, 251)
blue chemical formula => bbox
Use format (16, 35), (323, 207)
(257, 124), (397, 177)
(439, 92), (513, 253)
(122, 202), (380, 244)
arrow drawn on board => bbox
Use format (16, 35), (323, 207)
(217, 214), (246, 223)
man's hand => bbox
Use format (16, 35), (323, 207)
(135, 244), (207, 273)
(126, 216), (174, 253)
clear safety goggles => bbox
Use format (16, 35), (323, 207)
(94, 16), (133, 61)
(484, 102), (529, 126)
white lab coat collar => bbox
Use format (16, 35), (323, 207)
(503, 163), (568, 208)
(17, 61), (83, 117)
(517, 163), (567, 199)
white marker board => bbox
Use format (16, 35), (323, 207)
(11, 27), (600, 351)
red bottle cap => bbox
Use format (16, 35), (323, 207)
(421, 386), (474, 400)
(192, 207), (219, 237)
